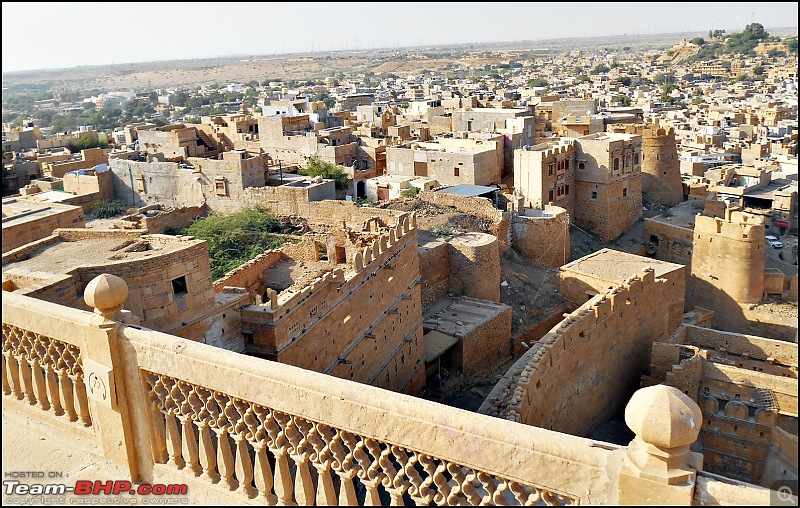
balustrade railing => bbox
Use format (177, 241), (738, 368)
(4, 274), (765, 506)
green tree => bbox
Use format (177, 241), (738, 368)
(179, 207), (290, 279)
(612, 94), (632, 107)
(591, 64), (610, 75)
(527, 78), (548, 88)
(299, 157), (349, 190)
(689, 37), (706, 46)
(617, 76), (632, 86)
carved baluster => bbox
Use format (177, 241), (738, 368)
(164, 411), (185, 469)
(329, 430), (358, 506)
(214, 429), (238, 490)
(352, 438), (383, 505)
(405, 452), (433, 506)
(284, 416), (315, 506)
(445, 462), (468, 505)
(336, 471), (358, 506)
(385, 446), (410, 506)
(197, 422), (219, 482)
(307, 423), (337, 506)
(73, 373), (92, 426)
(233, 435), (256, 498)
(180, 417), (202, 476)
(314, 463), (337, 506)
(251, 442), (277, 504)
(144, 374), (169, 464)
(492, 479), (511, 506)
(461, 469), (483, 505)
(293, 456), (315, 505)
(246, 405), (277, 503)
(43, 366), (63, 416)
(18, 356), (36, 404)
(270, 447), (295, 505)
(479, 473), (509, 506)
(30, 359), (50, 410)
(58, 370), (77, 421)
(1, 354), (11, 396)
(5, 353), (22, 399)
(148, 406), (169, 464)
(430, 459), (451, 505)
(30, 336), (51, 411)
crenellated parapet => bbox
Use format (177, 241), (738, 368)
(480, 267), (670, 436)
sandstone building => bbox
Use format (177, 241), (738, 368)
(573, 132), (643, 241)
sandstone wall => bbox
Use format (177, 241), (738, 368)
(511, 205), (570, 267)
(481, 267), (674, 437)
(447, 233), (501, 303)
(2, 205), (85, 254)
(641, 127), (683, 206)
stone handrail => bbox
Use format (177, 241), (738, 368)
(693, 471), (775, 505)
(122, 322), (612, 505)
(2, 292), (94, 428)
(4, 274), (718, 506)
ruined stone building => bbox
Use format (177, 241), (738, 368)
(196, 113), (261, 152)
(482, 249), (686, 436)
(109, 150), (266, 212)
(137, 124), (225, 159)
(481, 247), (797, 492)
(108, 150), (335, 215)
(40, 147), (108, 178)
(258, 114), (358, 167)
(1, 229), (244, 349)
(646, 324), (797, 488)
(211, 204), (427, 394)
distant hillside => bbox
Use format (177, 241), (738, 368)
(656, 40), (701, 65)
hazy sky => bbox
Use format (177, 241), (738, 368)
(2, 2), (797, 73)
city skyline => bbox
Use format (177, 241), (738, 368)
(2, 1), (797, 73)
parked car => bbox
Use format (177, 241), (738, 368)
(765, 235), (783, 249)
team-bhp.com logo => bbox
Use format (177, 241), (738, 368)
(4, 476), (188, 505)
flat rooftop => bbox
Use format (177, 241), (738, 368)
(646, 200), (705, 230)
(3, 235), (199, 280)
(744, 178), (794, 200)
(423, 296), (510, 338)
(560, 248), (684, 283)
(8, 190), (82, 205)
(2, 200), (81, 226)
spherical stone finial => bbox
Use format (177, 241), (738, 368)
(625, 385), (702, 449)
(84, 274), (128, 315)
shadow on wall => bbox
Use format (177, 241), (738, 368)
(688, 277), (797, 341)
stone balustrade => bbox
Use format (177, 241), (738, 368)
(1, 274), (772, 505)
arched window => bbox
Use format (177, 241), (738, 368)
(578, 162), (585, 170)
(613, 158), (620, 171)
(634, 153), (640, 165)
(625, 156), (631, 168)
